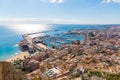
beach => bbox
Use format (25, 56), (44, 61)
(5, 51), (30, 63)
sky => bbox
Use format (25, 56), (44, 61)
(0, 0), (120, 24)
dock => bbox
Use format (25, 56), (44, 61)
(22, 34), (49, 51)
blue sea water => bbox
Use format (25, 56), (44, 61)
(0, 24), (112, 60)
(0, 26), (23, 60)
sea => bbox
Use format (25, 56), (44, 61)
(0, 24), (118, 61)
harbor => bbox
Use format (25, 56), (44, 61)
(19, 29), (87, 52)
(0, 24), (108, 61)
(6, 28), (96, 62)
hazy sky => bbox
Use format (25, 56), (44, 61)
(0, 0), (120, 24)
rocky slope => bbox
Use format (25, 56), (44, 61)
(0, 62), (28, 80)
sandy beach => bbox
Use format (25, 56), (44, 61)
(5, 51), (30, 63)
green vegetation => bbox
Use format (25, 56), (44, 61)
(13, 59), (22, 65)
(88, 32), (95, 37)
(52, 45), (57, 49)
(88, 71), (103, 78)
(104, 73), (120, 80)
(88, 70), (120, 80)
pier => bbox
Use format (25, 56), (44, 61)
(22, 34), (49, 51)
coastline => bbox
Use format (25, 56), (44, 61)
(0, 25), (109, 61)
(5, 51), (30, 63)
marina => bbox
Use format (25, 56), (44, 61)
(19, 29), (86, 53)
